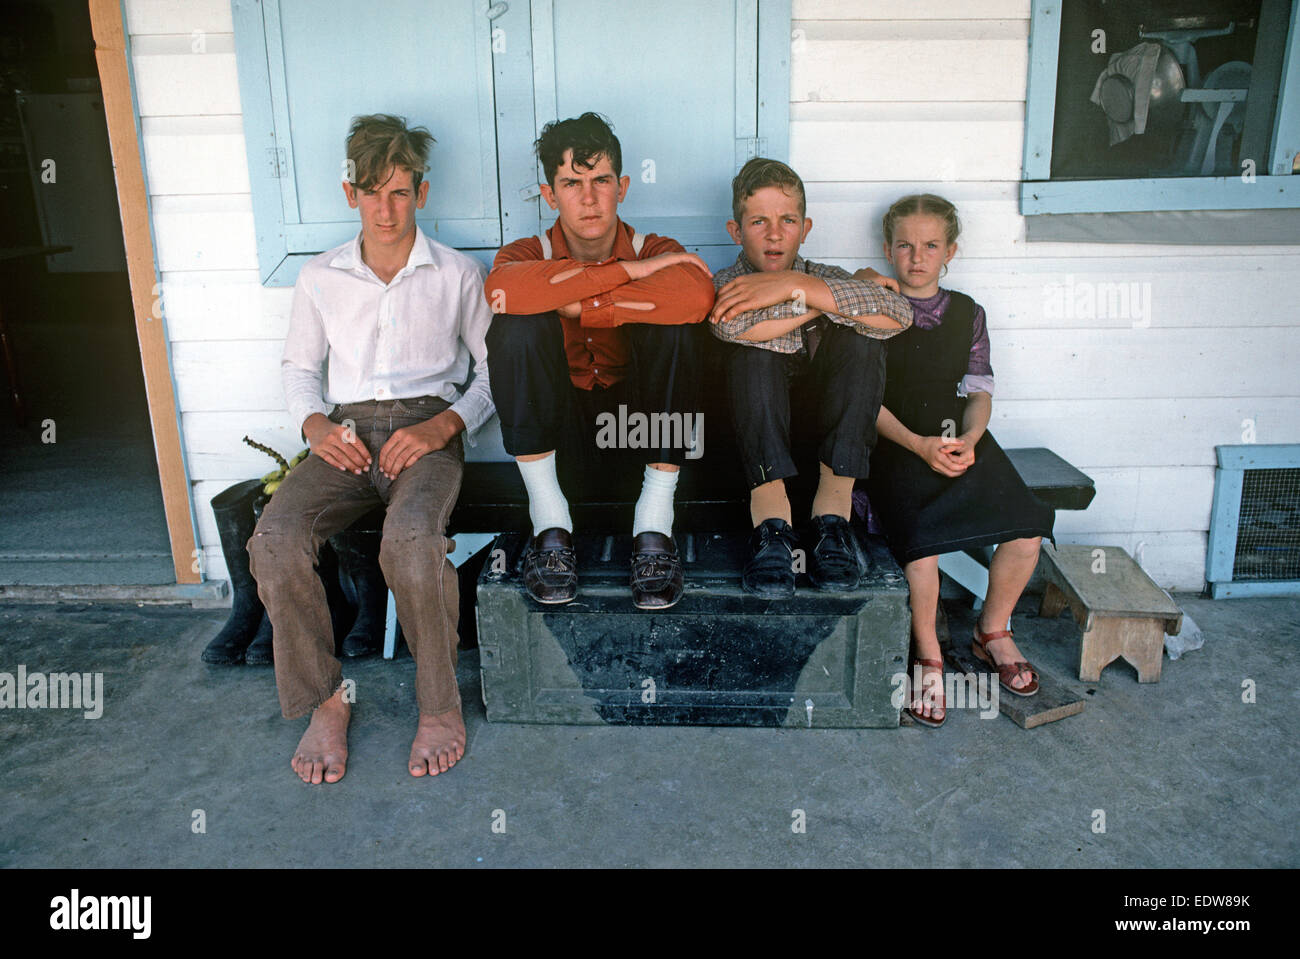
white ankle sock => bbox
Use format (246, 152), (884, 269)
(633, 465), (678, 537)
(517, 454), (572, 536)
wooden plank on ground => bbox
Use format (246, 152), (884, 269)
(944, 638), (1087, 729)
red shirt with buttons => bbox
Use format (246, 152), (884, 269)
(484, 219), (715, 391)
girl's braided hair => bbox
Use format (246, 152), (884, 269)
(882, 193), (961, 246)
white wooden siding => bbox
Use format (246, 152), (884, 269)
(128, 0), (1300, 590)
(128, 0), (262, 583)
(788, 0), (1300, 593)
(125, 0), (234, 34)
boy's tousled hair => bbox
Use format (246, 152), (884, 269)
(882, 193), (961, 246)
(730, 157), (806, 223)
(535, 112), (622, 186)
(345, 114), (434, 191)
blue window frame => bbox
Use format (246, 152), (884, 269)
(232, 0), (791, 285)
(1021, 0), (1300, 215)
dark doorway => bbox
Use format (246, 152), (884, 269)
(0, 0), (171, 587)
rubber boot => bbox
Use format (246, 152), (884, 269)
(244, 544), (350, 666)
(318, 540), (353, 657)
(242, 495), (352, 664)
(331, 520), (388, 659)
(201, 480), (268, 665)
(242, 611), (274, 666)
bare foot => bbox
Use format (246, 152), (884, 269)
(409, 706), (465, 777)
(908, 634), (946, 725)
(290, 688), (350, 784)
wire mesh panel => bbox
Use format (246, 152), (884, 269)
(1233, 468), (1300, 581)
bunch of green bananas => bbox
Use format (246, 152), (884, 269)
(255, 446), (309, 496)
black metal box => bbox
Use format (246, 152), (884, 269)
(475, 529), (910, 727)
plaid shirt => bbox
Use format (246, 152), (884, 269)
(710, 253), (913, 354)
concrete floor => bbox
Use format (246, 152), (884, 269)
(1, 592), (1296, 868)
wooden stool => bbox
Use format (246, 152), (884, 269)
(1038, 544), (1182, 683)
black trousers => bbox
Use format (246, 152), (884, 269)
(718, 321), (886, 490)
(485, 312), (704, 498)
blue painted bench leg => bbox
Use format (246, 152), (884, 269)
(383, 589), (398, 660)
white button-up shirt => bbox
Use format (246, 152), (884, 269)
(281, 228), (495, 440)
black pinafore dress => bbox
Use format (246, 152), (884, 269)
(865, 291), (1054, 565)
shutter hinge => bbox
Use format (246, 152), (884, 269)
(267, 147), (287, 178)
(519, 183), (541, 201)
(736, 137), (767, 164)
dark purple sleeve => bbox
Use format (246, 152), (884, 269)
(969, 303), (993, 377)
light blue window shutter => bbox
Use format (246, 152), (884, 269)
(522, 0), (791, 261)
(234, 1), (791, 282)
(234, 0), (503, 283)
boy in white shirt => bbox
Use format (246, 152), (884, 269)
(248, 114), (493, 784)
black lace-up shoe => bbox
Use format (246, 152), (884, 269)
(743, 518), (798, 599)
(629, 532), (684, 610)
(522, 527), (578, 604)
(807, 514), (863, 591)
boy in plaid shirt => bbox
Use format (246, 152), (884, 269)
(710, 158), (912, 598)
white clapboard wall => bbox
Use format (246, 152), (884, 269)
(127, 0), (1300, 589)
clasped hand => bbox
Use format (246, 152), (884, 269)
(916, 434), (976, 477)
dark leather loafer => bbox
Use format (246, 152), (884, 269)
(523, 527), (578, 604)
(743, 518), (798, 599)
(807, 514), (863, 591)
(630, 531), (684, 610)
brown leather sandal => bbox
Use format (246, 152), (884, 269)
(971, 624), (1039, 697)
(906, 657), (946, 728)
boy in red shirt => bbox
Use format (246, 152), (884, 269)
(484, 113), (715, 610)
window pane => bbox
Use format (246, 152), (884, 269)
(1049, 0), (1284, 180)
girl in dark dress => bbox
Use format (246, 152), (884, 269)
(867, 195), (1054, 727)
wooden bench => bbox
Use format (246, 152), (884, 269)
(934, 447), (1096, 609)
(377, 444), (1099, 694)
(1037, 543), (1183, 683)
(449, 447), (1095, 537)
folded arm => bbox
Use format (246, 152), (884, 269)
(484, 249), (631, 315)
(807, 262), (913, 337)
(710, 262), (912, 342)
(484, 235), (714, 327)
(731, 310), (823, 343)
(580, 252), (715, 328)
